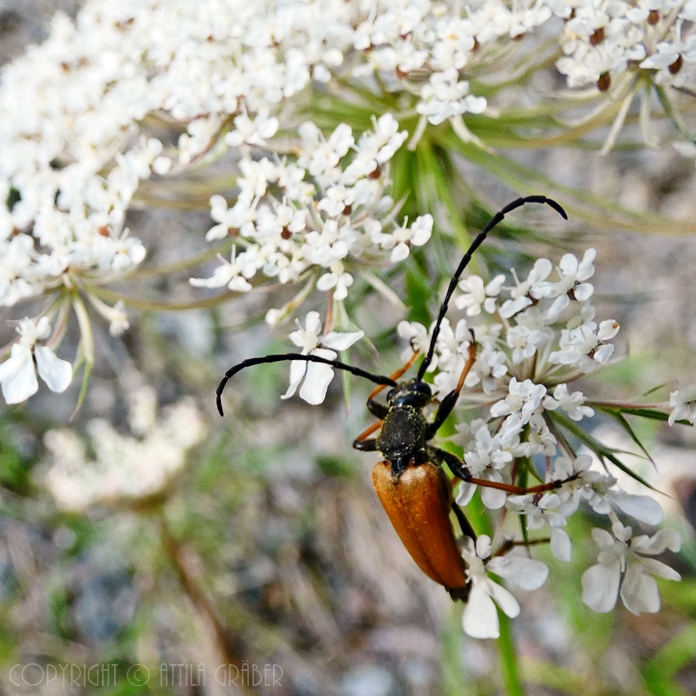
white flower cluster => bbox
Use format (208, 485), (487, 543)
(400, 248), (618, 401)
(190, 116), (433, 306)
(556, 0), (696, 90)
(44, 387), (207, 511)
(283, 247), (680, 637)
(2, 0), (694, 315)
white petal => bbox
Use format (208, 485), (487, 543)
(488, 580), (521, 618)
(559, 253), (579, 275)
(305, 311), (323, 336)
(316, 273), (337, 291)
(299, 350), (336, 405)
(476, 535), (493, 559)
(390, 242), (410, 262)
(228, 276), (252, 292)
(281, 360), (307, 400)
(551, 527), (572, 562)
(0, 345), (38, 404)
(546, 294), (569, 319)
(35, 346), (73, 393)
(322, 330), (364, 351)
(631, 528), (681, 555)
(610, 491), (664, 526)
(455, 481), (476, 506)
(593, 344), (614, 364)
(597, 320), (620, 340)
(573, 282), (594, 301)
(481, 485), (507, 510)
(581, 561), (621, 613)
(620, 562), (660, 615)
(489, 400), (512, 417)
(462, 583), (500, 639)
(638, 557), (681, 582)
(488, 555), (549, 590)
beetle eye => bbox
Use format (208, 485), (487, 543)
(415, 381), (431, 398)
(386, 389), (395, 402)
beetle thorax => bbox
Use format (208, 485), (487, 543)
(376, 404), (428, 468)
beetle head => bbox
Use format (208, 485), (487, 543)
(386, 379), (432, 408)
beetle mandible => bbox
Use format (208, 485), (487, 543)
(216, 195), (569, 602)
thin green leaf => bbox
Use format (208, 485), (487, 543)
(70, 361), (92, 423)
(594, 406), (656, 468)
(641, 383), (671, 399)
(587, 403), (675, 422)
(549, 411), (661, 494)
(358, 270), (407, 311)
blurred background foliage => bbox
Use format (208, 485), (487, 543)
(1, 2), (696, 695)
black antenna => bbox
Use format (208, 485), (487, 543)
(416, 195), (567, 380)
(216, 353), (397, 416)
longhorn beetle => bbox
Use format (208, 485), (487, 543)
(216, 195), (570, 602)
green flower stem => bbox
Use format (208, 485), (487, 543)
(472, 44), (562, 93)
(474, 497), (526, 696)
(498, 610), (525, 696)
(654, 84), (696, 142)
(84, 284), (243, 311)
(71, 293), (95, 418)
(469, 94), (625, 149)
(439, 130), (696, 234)
(128, 239), (234, 280)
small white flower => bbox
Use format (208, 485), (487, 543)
(506, 492), (572, 561)
(299, 121), (354, 177)
(390, 214), (433, 262)
(225, 110), (279, 147)
(582, 524), (681, 615)
(499, 259), (553, 318)
(0, 317), (72, 404)
(490, 377), (547, 424)
(506, 324), (548, 365)
(282, 311), (363, 405)
(464, 343), (508, 394)
(397, 321), (432, 366)
(668, 385), (696, 426)
(550, 320), (620, 371)
(190, 247), (254, 292)
(316, 261), (354, 301)
(455, 274), (505, 316)
(461, 536), (548, 639)
(543, 383), (595, 421)
(546, 249), (596, 317)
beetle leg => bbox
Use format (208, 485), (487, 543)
(426, 338), (476, 439)
(366, 399), (388, 420)
(428, 447), (472, 480)
(353, 419), (382, 451)
(452, 503), (477, 542)
(430, 446), (580, 495)
(366, 350), (420, 416)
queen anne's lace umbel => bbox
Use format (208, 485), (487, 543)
(1, 0), (691, 641)
(3, 0), (695, 311)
